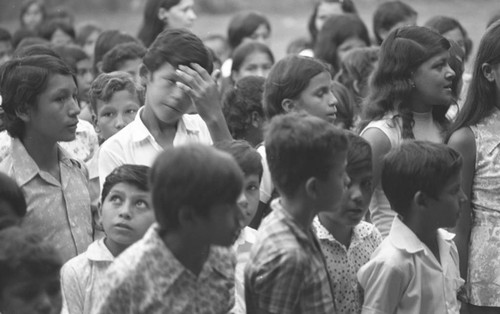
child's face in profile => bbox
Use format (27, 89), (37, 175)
(94, 90), (140, 141)
(294, 71), (337, 124)
(143, 62), (192, 125)
(314, 150), (349, 214)
(24, 74), (80, 143)
(237, 174), (260, 227)
(425, 171), (466, 229)
(323, 167), (373, 227)
(99, 182), (155, 254)
(0, 273), (62, 314)
(201, 201), (243, 247)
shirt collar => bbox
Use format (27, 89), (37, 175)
(130, 108), (201, 143)
(388, 216), (456, 254)
(86, 238), (114, 262)
(270, 198), (314, 245)
(313, 216), (371, 248)
(10, 137), (73, 186)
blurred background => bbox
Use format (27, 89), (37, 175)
(0, 0), (497, 64)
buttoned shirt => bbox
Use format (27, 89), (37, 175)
(0, 138), (93, 262)
(93, 224), (236, 314)
(357, 216), (463, 314)
(98, 109), (212, 189)
(245, 199), (336, 314)
(233, 226), (258, 314)
(313, 218), (382, 314)
(61, 239), (114, 314)
(0, 119), (99, 164)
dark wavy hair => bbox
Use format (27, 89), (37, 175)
(424, 15), (472, 61)
(373, 1), (417, 45)
(227, 11), (271, 50)
(359, 26), (451, 139)
(447, 21), (500, 141)
(0, 55), (76, 139)
(137, 0), (181, 48)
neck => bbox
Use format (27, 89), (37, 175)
(141, 105), (178, 139)
(281, 197), (316, 230)
(104, 238), (129, 257)
(318, 213), (353, 248)
(402, 215), (440, 260)
(161, 230), (210, 276)
(408, 96), (433, 114)
(20, 132), (59, 172)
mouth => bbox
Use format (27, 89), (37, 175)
(115, 223), (133, 231)
(163, 103), (183, 114)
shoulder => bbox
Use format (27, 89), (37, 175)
(447, 127), (475, 161)
(61, 252), (90, 279)
(357, 221), (383, 244)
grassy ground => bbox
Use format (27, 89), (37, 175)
(1, 0), (497, 66)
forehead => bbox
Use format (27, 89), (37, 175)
(43, 74), (76, 93)
(304, 71), (331, 90)
(317, 2), (343, 16)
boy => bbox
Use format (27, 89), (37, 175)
(245, 112), (349, 313)
(101, 42), (147, 80)
(86, 71), (143, 236)
(0, 226), (63, 314)
(357, 141), (466, 313)
(94, 144), (244, 313)
(313, 132), (382, 313)
(60, 164), (155, 314)
(98, 28), (231, 187)
(214, 139), (263, 314)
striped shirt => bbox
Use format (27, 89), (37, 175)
(245, 199), (336, 314)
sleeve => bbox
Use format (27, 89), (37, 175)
(97, 140), (124, 192)
(245, 250), (306, 314)
(60, 262), (84, 314)
(357, 258), (407, 314)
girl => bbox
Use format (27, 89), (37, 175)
(254, 55), (338, 228)
(222, 11), (271, 77)
(425, 15), (472, 61)
(307, 0), (357, 47)
(0, 55), (93, 263)
(314, 14), (371, 76)
(137, 0), (197, 48)
(359, 26), (455, 237)
(447, 21), (500, 314)
(18, 0), (45, 32)
(231, 41), (274, 83)
(331, 81), (356, 130)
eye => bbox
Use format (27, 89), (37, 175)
(101, 111), (114, 118)
(136, 200), (150, 210)
(246, 184), (259, 192)
(109, 195), (122, 204)
(361, 179), (373, 190)
(125, 108), (138, 115)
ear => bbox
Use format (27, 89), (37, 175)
(178, 206), (197, 228)
(158, 7), (169, 22)
(353, 79), (361, 95)
(96, 202), (104, 228)
(250, 111), (262, 128)
(482, 63), (495, 82)
(139, 64), (151, 86)
(304, 177), (319, 200)
(15, 103), (31, 123)
(96, 61), (103, 75)
(281, 98), (297, 113)
(413, 191), (428, 209)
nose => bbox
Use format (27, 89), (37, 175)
(84, 71), (93, 84)
(343, 172), (351, 190)
(459, 188), (468, 204)
(445, 64), (455, 81)
(349, 182), (363, 205)
(118, 201), (132, 219)
(237, 192), (248, 210)
(115, 113), (125, 130)
(256, 67), (265, 77)
(69, 97), (81, 116)
(328, 91), (337, 107)
(189, 9), (197, 21)
(35, 291), (54, 314)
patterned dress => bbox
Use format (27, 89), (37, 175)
(467, 109), (500, 306)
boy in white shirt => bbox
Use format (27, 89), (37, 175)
(60, 164), (155, 314)
(357, 141), (467, 314)
(98, 28), (231, 186)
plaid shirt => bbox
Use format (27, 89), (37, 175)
(245, 199), (336, 314)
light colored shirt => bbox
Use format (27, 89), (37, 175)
(360, 112), (443, 237)
(256, 144), (273, 204)
(0, 138), (93, 263)
(93, 223), (236, 314)
(232, 226), (258, 314)
(357, 216), (463, 314)
(0, 119), (99, 164)
(60, 239), (114, 314)
(313, 218), (382, 314)
(98, 108), (212, 188)
(245, 199), (335, 314)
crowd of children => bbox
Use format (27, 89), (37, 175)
(0, 0), (500, 313)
